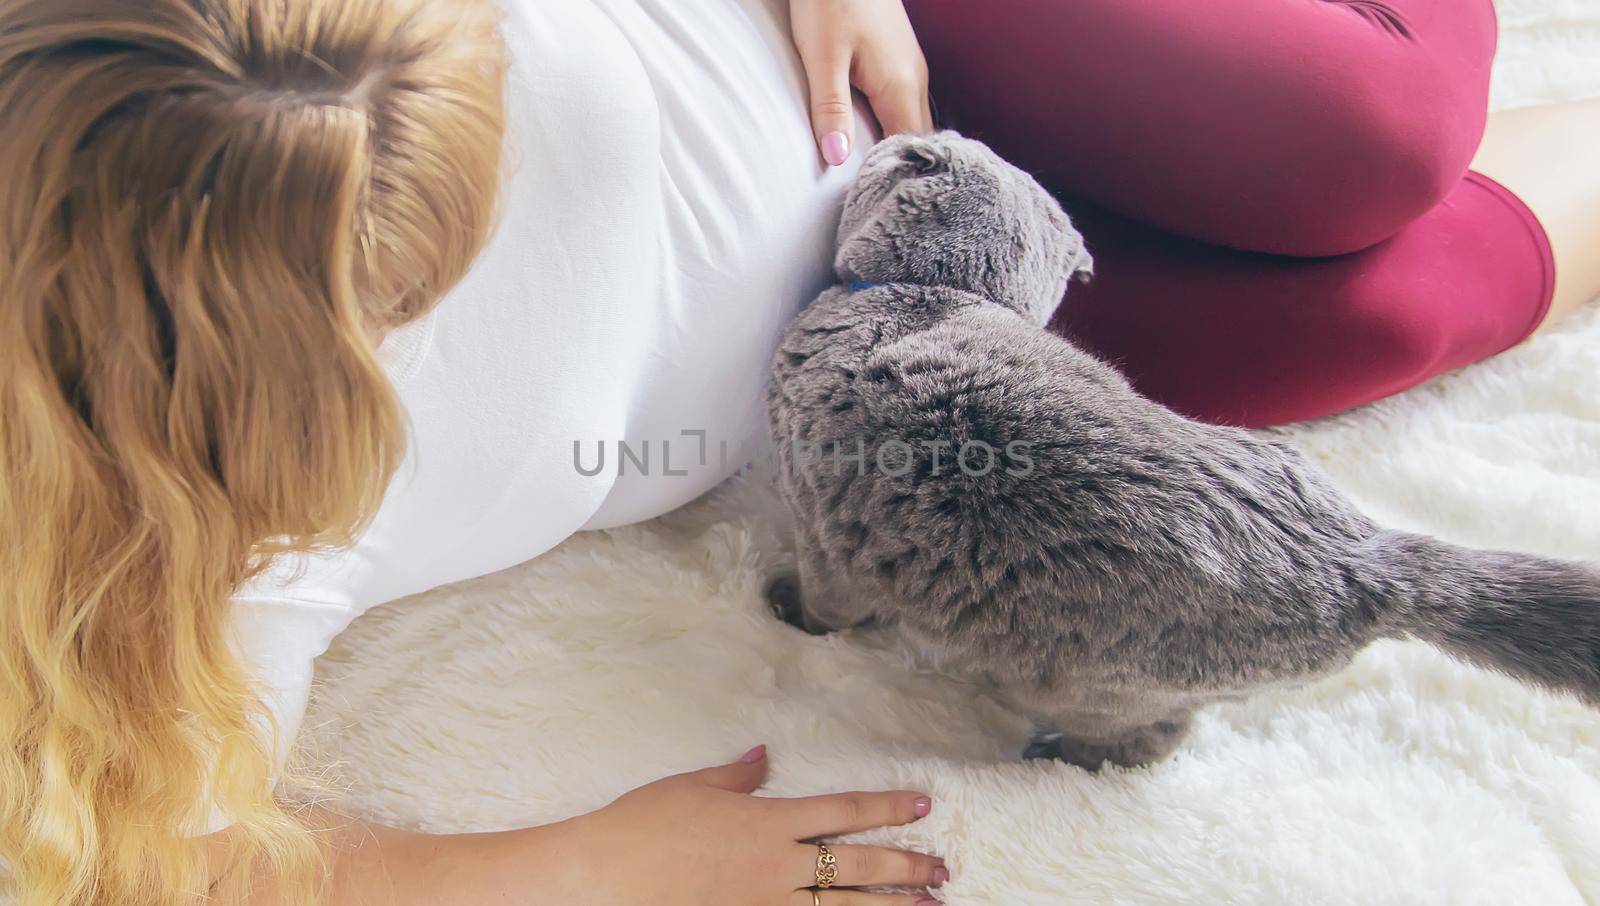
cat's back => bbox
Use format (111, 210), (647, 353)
(772, 292), (1167, 597)
(776, 294), (1381, 685)
(770, 284), (1010, 463)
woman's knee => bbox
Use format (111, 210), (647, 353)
(1254, 80), (1483, 257)
(1224, 0), (1498, 257)
(1082, 45), (1491, 258)
(910, 0), (1496, 258)
(1313, 106), (1479, 256)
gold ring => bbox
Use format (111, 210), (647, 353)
(811, 892), (821, 906)
(814, 843), (839, 889)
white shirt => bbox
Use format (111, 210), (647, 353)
(231, 0), (870, 783)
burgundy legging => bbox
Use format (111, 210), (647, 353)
(906, 0), (1555, 427)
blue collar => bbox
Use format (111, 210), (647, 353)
(847, 280), (885, 293)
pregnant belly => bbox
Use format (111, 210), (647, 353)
(577, 0), (876, 528)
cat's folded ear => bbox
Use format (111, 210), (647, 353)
(834, 133), (963, 282)
(1072, 254), (1096, 286)
(859, 130), (961, 181)
(896, 133), (954, 175)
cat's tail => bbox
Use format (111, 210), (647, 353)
(1360, 531), (1600, 705)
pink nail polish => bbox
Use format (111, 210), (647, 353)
(913, 796), (932, 818)
(738, 744), (767, 764)
(932, 866), (950, 886)
(822, 131), (851, 167)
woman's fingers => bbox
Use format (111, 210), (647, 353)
(676, 744), (770, 794)
(798, 45), (856, 166)
(790, 892), (937, 906)
(860, 70), (931, 136)
(792, 844), (948, 891)
(781, 790), (932, 838)
(789, 0), (935, 163)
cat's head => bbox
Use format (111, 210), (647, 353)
(835, 131), (1093, 327)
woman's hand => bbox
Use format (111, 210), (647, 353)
(315, 745), (947, 905)
(790, 0), (933, 167)
(566, 745), (946, 904)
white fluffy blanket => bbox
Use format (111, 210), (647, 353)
(301, 5), (1600, 902)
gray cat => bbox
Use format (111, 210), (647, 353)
(766, 131), (1600, 769)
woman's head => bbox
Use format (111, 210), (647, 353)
(0, 0), (504, 902)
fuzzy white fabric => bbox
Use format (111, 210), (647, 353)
(298, 6), (1600, 903)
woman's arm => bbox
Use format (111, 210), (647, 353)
(310, 812), (582, 905)
(790, 0), (933, 166)
(222, 747), (946, 905)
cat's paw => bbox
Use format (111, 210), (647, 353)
(1024, 732), (1129, 771)
(765, 572), (820, 635)
(1023, 720), (1191, 770)
(1017, 736), (1120, 771)
(1022, 732), (1069, 763)
(1024, 734), (1124, 771)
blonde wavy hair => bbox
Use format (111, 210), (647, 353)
(0, 0), (505, 903)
